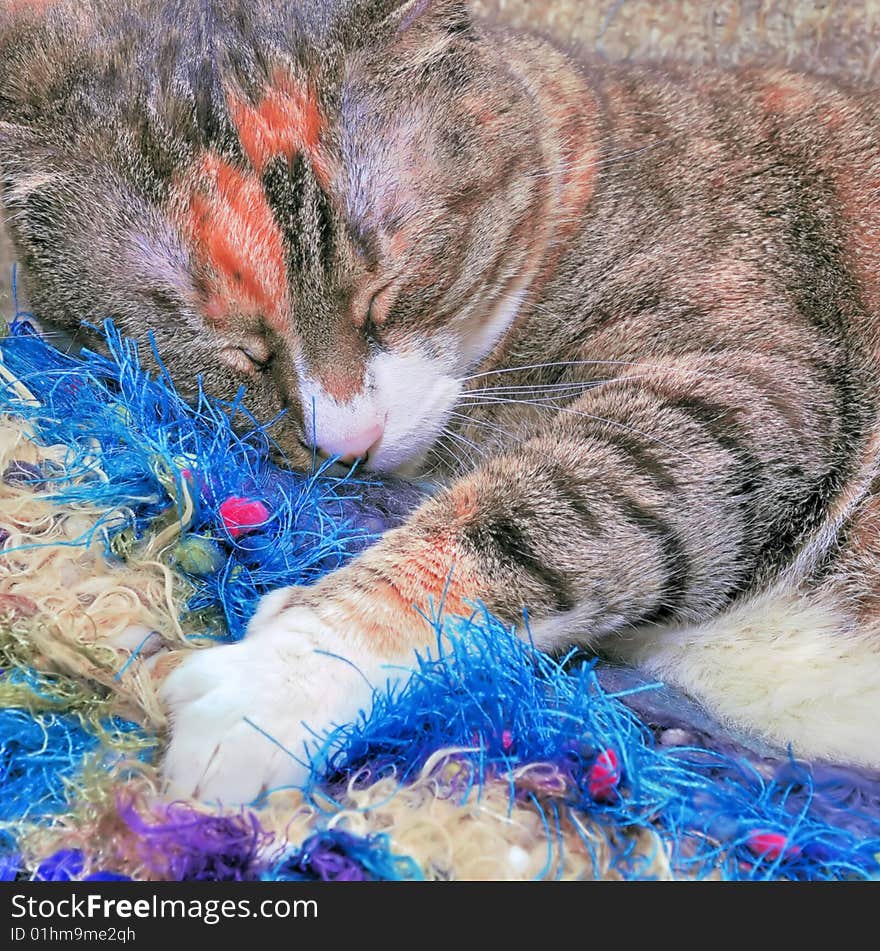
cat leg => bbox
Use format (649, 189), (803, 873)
(161, 432), (701, 801)
(162, 359), (867, 800)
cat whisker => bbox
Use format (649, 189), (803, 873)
(446, 410), (513, 444)
(440, 426), (485, 460)
(425, 434), (473, 476)
(420, 447), (449, 479)
(447, 408), (509, 432)
(464, 380), (608, 397)
(455, 394), (703, 464)
(463, 368), (715, 398)
(461, 357), (722, 385)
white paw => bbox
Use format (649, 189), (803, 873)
(160, 593), (393, 804)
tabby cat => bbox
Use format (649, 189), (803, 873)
(3, 0), (880, 802)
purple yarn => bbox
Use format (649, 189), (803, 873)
(118, 800), (272, 881)
(280, 831), (370, 881)
(118, 803), (421, 882)
(270, 828), (421, 882)
(3, 460), (44, 487)
(513, 762), (574, 799)
(34, 849), (85, 881)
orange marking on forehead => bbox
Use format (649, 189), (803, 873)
(178, 152), (289, 331)
(229, 72), (328, 182)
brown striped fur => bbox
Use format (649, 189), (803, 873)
(3, 1), (880, 798)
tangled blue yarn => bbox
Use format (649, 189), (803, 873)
(0, 317), (423, 640)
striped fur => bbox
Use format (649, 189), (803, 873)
(2, 1), (880, 799)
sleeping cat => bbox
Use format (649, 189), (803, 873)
(3, 0), (880, 802)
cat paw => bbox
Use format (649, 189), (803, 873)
(160, 595), (389, 803)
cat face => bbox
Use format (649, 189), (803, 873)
(0, 0), (549, 474)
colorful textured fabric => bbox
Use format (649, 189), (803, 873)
(1, 311), (879, 882)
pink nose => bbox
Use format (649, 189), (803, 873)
(317, 423), (384, 464)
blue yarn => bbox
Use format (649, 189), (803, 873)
(0, 706), (114, 877)
(0, 703), (147, 811)
(2, 313), (880, 880)
(0, 318), (423, 640)
(31, 847), (131, 882)
(33, 849), (87, 882)
(0, 708), (103, 825)
(310, 609), (880, 881)
(266, 829), (423, 882)
(0, 851), (20, 881)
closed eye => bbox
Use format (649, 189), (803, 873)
(241, 347), (273, 371)
(352, 278), (399, 339)
(367, 281), (397, 327)
(221, 345), (274, 375)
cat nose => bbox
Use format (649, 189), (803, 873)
(316, 423), (384, 465)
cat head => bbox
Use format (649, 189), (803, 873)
(0, 0), (558, 474)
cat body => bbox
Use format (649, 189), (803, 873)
(3, 0), (880, 801)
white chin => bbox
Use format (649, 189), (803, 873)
(367, 440), (432, 476)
